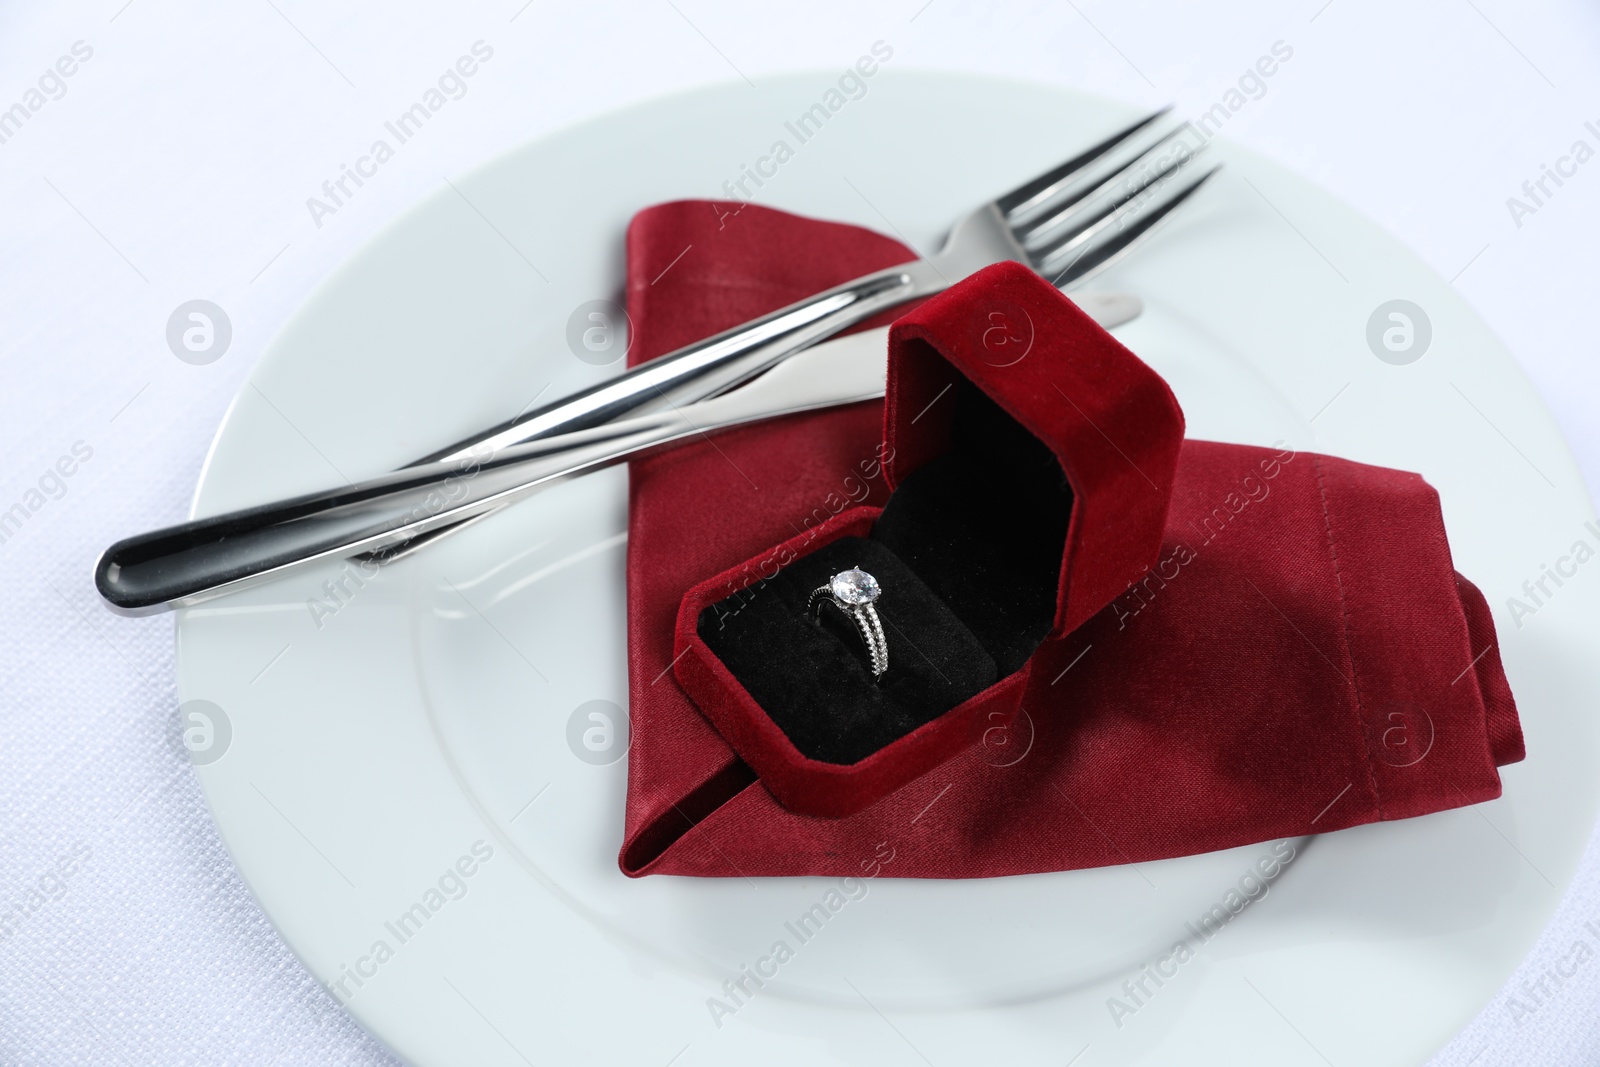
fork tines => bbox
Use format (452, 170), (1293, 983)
(999, 108), (1218, 289)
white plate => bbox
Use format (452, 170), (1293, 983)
(177, 72), (1600, 1066)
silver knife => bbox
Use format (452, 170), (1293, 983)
(93, 294), (1141, 615)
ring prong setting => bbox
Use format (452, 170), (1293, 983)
(808, 567), (888, 678)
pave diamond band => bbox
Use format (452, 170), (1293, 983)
(807, 567), (888, 678)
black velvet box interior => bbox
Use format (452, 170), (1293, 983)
(697, 377), (1072, 765)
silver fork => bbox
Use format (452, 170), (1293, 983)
(373, 108), (1216, 561)
(95, 110), (1217, 614)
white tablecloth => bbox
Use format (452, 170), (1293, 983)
(2, 1), (1597, 1063)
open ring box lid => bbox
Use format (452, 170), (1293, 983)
(671, 262), (1186, 817)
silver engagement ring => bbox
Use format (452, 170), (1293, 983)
(807, 567), (888, 678)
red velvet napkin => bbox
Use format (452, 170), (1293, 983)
(619, 200), (1523, 878)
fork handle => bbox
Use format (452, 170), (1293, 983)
(415, 260), (940, 465)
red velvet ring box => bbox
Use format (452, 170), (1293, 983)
(671, 262), (1186, 817)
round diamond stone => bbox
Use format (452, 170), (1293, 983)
(831, 568), (880, 606)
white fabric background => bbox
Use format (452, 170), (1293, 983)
(1, 1), (1596, 1063)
